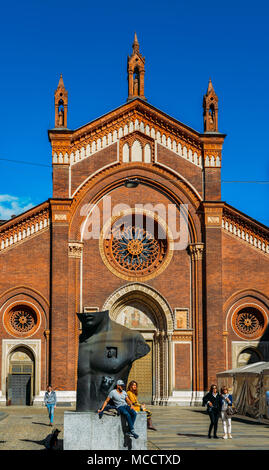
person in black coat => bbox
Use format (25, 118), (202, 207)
(203, 384), (222, 439)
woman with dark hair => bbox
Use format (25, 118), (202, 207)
(203, 384), (222, 439)
(127, 380), (157, 431)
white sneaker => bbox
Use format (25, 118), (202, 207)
(223, 434), (228, 439)
(228, 434), (233, 439)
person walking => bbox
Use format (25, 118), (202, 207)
(127, 380), (157, 431)
(220, 386), (233, 439)
(44, 385), (57, 426)
(203, 384), (222, 439)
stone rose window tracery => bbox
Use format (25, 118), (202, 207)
(99, 210), (173, 281)
(4, 305), (40, 337)
(232, 306), (267, 340)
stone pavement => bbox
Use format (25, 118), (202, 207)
(0, 405), (269, 451)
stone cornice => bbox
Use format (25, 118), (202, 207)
(0, 201), (51, 253)
(222, 203), (269, 254)
(72, 99), (202, 144)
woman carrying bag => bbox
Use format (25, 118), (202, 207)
(127, 380), (157, 431)
(220, 386), (233, 439)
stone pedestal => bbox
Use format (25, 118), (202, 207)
(64, 411), (147, 450)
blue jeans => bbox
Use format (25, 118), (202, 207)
(117, 405), (137, 431)
(46, 404), (55, 424)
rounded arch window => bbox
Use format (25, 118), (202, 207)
(232, 305), (268, 340)
(4, 304), (40, 337)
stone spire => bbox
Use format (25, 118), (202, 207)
(127, 33), (146, 102)
(54, 74), (68, 128)
(203, 78), (219, 132)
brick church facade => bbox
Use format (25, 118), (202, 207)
(0, 35), (268, 406)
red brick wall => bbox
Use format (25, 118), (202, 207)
(71, 144), (118, 196)
(222, 232), (269, 368)
(157, 144), (203, 198)
(174, 343), (191, 389)
(0, 230), (51, 390)
(222, 232), (269, 301)
(53, 164), (69, 198)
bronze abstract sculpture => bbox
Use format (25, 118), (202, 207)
(76, 310), (150, 412)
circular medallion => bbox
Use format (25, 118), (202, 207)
(232, 306), (267, 340)
(99, 209), (173, 281)
(4, 305), (40, 337)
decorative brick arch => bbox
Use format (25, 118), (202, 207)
(69, 165), (202, 244)
(224, 289), (269, 332)
(102, 282), (174, 333)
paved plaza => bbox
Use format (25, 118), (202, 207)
(0, 405), (268, 452)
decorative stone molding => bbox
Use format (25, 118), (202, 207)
(188, 243), (204, 261)
(204, 205), (223, 227)
(172, 333), (193, 341)
(102, 282), (174, 333)
(222, 206), (269, 255)
(52, 103), (203, 169)
(0, 205), (50, 253)
(231, 341), (269, 369)
(1, 339), (42, 399)
(68, 242), (83, 258)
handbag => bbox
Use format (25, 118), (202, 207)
(226, 404), (237, 416)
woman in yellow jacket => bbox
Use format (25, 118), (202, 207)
(127, 380), (157, 430)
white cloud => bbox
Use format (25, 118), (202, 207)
(0, 195), (34, 220)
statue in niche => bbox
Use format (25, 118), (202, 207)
(76, 310), (150, 412)
(58, 109), (64, 126)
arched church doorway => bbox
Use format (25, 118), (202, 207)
(237, 347), (263, 368)
(115, 304), (154, 403)
(7, 347), (34, 405)
(103, 283), (174, 405)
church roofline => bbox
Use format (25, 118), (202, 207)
(0, 200), (50, 233)
(223, 202), (269, 233)
(67, 98), (226, 146)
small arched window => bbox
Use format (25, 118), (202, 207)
(131, 140), (142, 162)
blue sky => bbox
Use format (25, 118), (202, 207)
(0, 0), (268, 225)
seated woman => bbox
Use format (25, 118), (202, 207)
(127, 380), (157, 431)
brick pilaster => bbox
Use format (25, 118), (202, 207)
(203, 203), (225, 387)
(50, 200), (71, 390)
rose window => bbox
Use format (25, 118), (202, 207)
(232, 307), (267, 339)
(100, 212), (173, 281)
(4, 305), (39, 337)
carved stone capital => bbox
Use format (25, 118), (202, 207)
(188, 243), (204, 261)
(69, 242), (83, 258)
(44, 329), (50, 339)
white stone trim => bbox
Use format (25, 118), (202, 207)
(167, 391), (204, 406)
(1, 339), (41, 402)
(53, 117), (202, 169)
(0, 221), (50, 253)
(222, 218), (269, 254)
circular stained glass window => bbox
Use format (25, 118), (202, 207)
(100, 211), (173, 281)
(232, 306), (267, 340)
(4, 305), (39, 337)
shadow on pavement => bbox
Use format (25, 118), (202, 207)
(177, 433), (206, 438)
(20, 438), (63, 450)
(32, 422), (52, 427)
